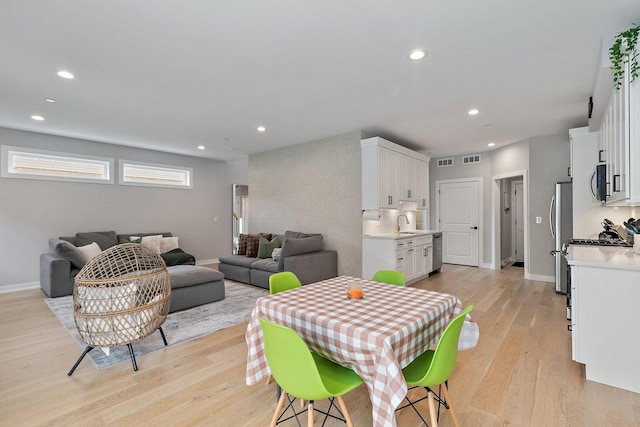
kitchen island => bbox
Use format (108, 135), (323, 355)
(567, 245), (640, 393)
(362, 231), (443, 284)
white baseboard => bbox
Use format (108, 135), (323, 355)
(0, 281), (40, 294)
(196, 258), (219, 266)
(525, 273), (555, 283)
(480, 262), (493, 269)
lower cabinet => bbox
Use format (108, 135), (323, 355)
(362, 235), (433, 284)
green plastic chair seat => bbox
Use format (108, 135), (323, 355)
(372, 269), (406, 286)
(269, 271), (302, 295)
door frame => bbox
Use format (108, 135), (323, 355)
(435, 177), (483, 267)
(492, 170), (529, 275)
(511, 180), (524, 262)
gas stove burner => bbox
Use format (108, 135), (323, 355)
(569, 238), (632, 247)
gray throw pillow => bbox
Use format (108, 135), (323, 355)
(50, 238), (102, 269)
(277, 235), (323, 270)
(75, 231), (118, 250)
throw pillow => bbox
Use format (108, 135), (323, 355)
(50, 238), (102, 269)
(137, 235), (163, 254)
(272, 247), (282, 261)
(237, 234), (249, 255)
(257, 236), (280, 259)
(120, 236), (142, 244)
(277, 235), (324, 271)
(245, 234), (262, 258)
(75, 231), (118, 251)
(160, 236), (179, 253)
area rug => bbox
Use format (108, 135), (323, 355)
(45, 281), (267, 370)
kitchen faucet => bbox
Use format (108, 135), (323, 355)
(396, 214), (409, 233)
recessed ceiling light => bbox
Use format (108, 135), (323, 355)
(45, 98), (56, 103)
(31, 115), (45, 121)
(257, 126), (266, 132)
(468, 109), (479, 115)
(488, 142), (495, 147)
(409, 49), (427, 61)
(197, 145), (205, 150)
(57, 70), (74, 79)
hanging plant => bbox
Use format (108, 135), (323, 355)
(609, 24), (639, 90)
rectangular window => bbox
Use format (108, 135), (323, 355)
(1, 145), (113, 184)
(119, 160), (192, 189)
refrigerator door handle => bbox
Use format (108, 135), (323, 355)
(549, 195), (555, 239)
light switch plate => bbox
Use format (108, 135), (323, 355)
(536, 216), (542, 224)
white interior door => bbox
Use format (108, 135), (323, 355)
(438, 180), (480, 266)
(512, 181), (525, 262)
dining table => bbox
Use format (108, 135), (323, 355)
(245, 275), (477, 427)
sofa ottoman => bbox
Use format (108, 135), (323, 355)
(166, 265), (225, 313)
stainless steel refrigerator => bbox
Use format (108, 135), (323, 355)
(549, 181), (572, 294)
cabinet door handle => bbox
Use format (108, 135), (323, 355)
(408, 249), (414, 252)
(388, 195), (393, 205)
(422, 198), (426, 206)
(470, 226), (478, 230)
(613, 174), (621, 192)
(598, 149), (605, 163)
(408, 189), (412, 198)
(567, 166), (571, 177)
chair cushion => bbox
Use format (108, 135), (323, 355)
(167, 265), (224, 289)
(219, 255), (259, 268)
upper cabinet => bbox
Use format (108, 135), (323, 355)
(361, 137), (431, 210)
(596, 62), (640, 205)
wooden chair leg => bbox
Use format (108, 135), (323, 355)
(441, 382), (460, 427)
(270, 391), (286, 427)
(266, 374), (272, 385)
(307, 401), (314, 427)
(336, 395), (354, 427)
(427, 391), (438, 427)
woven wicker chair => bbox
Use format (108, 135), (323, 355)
(67, 243), (171, 375)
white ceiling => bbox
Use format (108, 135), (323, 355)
(1, 1), (638, 162)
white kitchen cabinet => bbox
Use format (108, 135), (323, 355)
(362, 234), (433, 284)
(361, 137), (430, 210)
(598, 60), (640, 206)
(416, 160), (429, 209)
(567, 246), (640, 393)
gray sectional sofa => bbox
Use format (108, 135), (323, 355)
(218, 231), (338, 289)
(40, 231), (225, 313)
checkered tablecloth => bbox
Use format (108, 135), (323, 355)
(245, 276), (474, 427)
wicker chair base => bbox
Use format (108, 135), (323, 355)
(67, 327), (168, 376)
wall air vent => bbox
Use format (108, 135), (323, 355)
(437, 158), (454, 167)
(463, 154), (481, 164)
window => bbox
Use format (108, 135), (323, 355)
(119, 160), (192, 189)
(1, 145), (113, 184)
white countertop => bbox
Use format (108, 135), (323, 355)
(362, 230), (442, 240)
(567, 245), (640, 270)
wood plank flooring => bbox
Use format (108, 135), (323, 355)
(1, 264), (639, 426)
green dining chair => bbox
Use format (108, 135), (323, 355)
(259, 317), (363, 427)
(372, 269), (406, 286)
(398, 305), (473, 427)
(269, 271), (302, 295)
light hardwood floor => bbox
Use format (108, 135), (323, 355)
(1, 265), (639, 426)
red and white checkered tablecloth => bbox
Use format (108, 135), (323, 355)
(245, 276), (476, 427)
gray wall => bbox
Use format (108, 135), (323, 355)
(249, 131), (362, 277)
(528, 134), (571, 277)
(430, 133), (569, 279)
(0, 127), (237, 289)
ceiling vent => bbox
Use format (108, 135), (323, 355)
(437, 158), (454, 167)
(463, 154), (481, 164)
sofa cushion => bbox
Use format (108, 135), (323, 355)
(218, 254), (259, 268)
(167, 265), (224, 290)
(50, 238), (102, 269)
(75, 231), (118, 250)
(257, 236), (280, 259)
(284, 231), (321, 239)
(278, 235), (324, 271)
(250, 258), (280, 273)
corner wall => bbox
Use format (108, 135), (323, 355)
(0, 127), (238, 289)
(248, 131), (362, 277)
